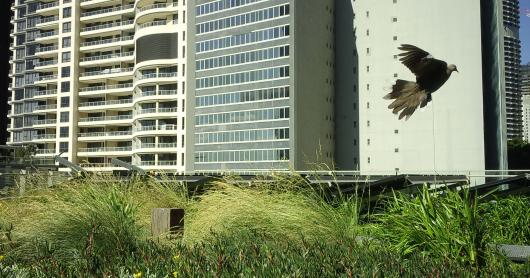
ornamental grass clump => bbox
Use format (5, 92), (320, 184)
(479, 196), (530, 245)
(183, 174), (364, 245)
(376, 187), (484, 265)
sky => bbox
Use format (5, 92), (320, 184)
(521, 5), (530, 64)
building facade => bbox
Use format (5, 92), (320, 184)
(8, 0), (188, 172)
(522, 64), (530, 141)
(189, 0), (335, 173)
(352, 0), (486, 174)
(7, 0), (506, 175)
(502, 0), (523, 139)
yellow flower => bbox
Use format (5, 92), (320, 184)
(172, 271), (178, 278)
(133, 272), (142, 278)
(173, 254), (180, 261)
(0, 255), (4, 261)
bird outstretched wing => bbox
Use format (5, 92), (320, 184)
(398, 44), (446, 78)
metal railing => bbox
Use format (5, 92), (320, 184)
(34, 104), (57, 111)
(137, 143), (178, 149)
(134, 124), (178, 132)
(80, 83), (133, 92)
(80, 36), (134, 47)
(35, 89), (58, 97)
(36, 149), (56, 154)
(78, 146), (132, 153)
(78, 130), (132, 137)
(81, 4), (134, 17)
(80, 67), (133, 77)
(33, 119), (57, 125)
(38, 75), (57, 81)
(37, 30), (58, 38)
(79, 115), (133, 122)
(80, 51), (134, 62)
(135, 89), (178, 98)
(37, 1), (58, 10)
(81, 19), (134, 32)
(79, 99), (133, 107)
(36, 45), (58, 53)
(35, 59), (58, 67)
(137, 72), (177, 80)
(38, 16), (59, 24)
(34, 134), (56, 140)
(137, 2), (178, 13)
(136, 107), (178, 115)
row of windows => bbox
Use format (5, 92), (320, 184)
(196, 4), (289, 34)
(196, 0), (265, 16)
(196, 86), (289, 107)
(195, 148), (289, 163)
(196, 25), (289, 53)
(196, 107), (289, 126)
(196, 128), (289, 144)
(196, 66), (289, 89)
(196, 45), (289, 71)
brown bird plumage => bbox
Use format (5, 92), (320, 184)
(384, 44), (458, 120)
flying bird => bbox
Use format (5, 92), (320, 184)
(384, 44), (458, 120)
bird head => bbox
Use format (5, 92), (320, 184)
(448, 64), (459, 74)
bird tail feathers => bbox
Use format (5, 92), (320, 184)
(384, 79), (428, 120)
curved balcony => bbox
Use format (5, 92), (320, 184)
(34, 59), (58, 71)
(78, 146), (133, 156)
(33, 89), (58, 99)
(35, 31), (59, 43)
(35, 45), (59, 57)
(36, 149), (56, 156)
(34, 134), (57, 142)
(134, 107), (178, 120)
(33, 119), (57, 127)
(36, 15), (59, 28)
(133, 124), (178, 136)
(34, 104), (57, 112)
(134, 72), (178, 88)
(35, 75), (58, 85)
(136, 3), (178, 21)
(36, 1), (59, 16)
(134, 89), (178, 103)
(134, 142), (178, 153)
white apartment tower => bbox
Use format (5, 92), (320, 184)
(8, 0), (188, 172)
(351, 0), (486, 174)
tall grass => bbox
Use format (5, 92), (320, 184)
(376, 187), (484, 265)
(480, 196), (530, 245)
(182, 174), (364, 244)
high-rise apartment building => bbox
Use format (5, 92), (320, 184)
(351, 0), (486, 174)
(7, 0), (506, 175)
(8, 0), (188, 172)
(522, 64), (530, 141)
(502, 0), (523, 139)
(188, 0), (335, 173)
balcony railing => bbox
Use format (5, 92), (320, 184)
(37, 1), (58, 10)
(79, 115), (133, 122)
(137, 143), (178, 149)
(80, 83), (133, 92)
(79, 146), (132, 152)
(81, 4), (134, 18)
(137, 2), (178, 13)
(137, 20), (177, 30)
(38, 30), (58, 38)
(136, 107), (178, 115)
(80, 67), (133, 77)
(79, 99), (133, 107)
(34, 104), (57, 111)
(138, 161), (178, 166)
(34, 119), (57, 125)
(79, 163), (114, 168)
(38, 16), (59, 24)
(80, 51), (134, 62)
(134, 124), (178, 132)
(36, 45), (58, 53)
(135, 89), (178, 98)
(81, 19), (134, 32)
(78, 130), (132, 137)
(34, 134), (56, 140)
(36, 149), (56, 154)
(35, 59), (58, 67)
(38, 75), (58, 81)
(35, 89), (57, 96)
(80, 35), (134, 47)
(137, 72), (178, 80)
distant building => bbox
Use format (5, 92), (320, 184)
(502, 0), (523, 139)
(522, 64), (530, 141)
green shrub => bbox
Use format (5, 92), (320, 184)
(480, 196), (530, 245)
(376, 187), (484, 265)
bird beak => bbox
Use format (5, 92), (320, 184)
(455, 69), (459, 73)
